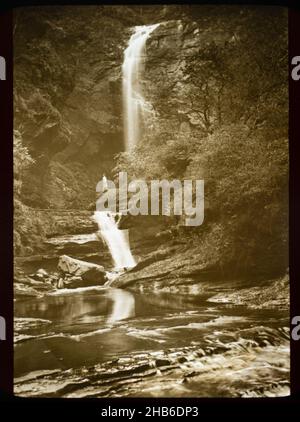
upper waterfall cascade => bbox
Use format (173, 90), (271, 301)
(122, 24), (159, 151)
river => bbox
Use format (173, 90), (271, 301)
(14, 285), (289, 398)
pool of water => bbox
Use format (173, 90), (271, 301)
(14, 287), (290, 398)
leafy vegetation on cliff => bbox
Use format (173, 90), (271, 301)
(115, 7), (288, 278)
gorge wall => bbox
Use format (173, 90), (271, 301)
(14, 6), (288, 283)
(14, 5), (268, 208)
(14, 5), (194, 209)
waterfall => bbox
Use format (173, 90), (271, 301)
(93, 211), (136, 271)
(91, 25), (160, 277)
(122, 24), (159, 151)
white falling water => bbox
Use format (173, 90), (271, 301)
(91, 26), (159, 282)
(122, 24), (159, 151)
(93, 211), (136, 271)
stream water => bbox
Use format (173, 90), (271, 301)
(14, 286), (289, 398)
(93, 211), (136, 271)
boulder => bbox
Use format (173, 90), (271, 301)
(61, 275), (103, 289)
(30, 268), (49, 281)
(14, 283), (43, 298)
(36, 268), (48, 277)
(57, 255), (106, 287)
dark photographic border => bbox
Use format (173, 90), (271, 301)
(0, 0), (299, 415)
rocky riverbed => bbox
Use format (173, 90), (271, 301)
(14, 209), (289, 398)
(14, 209), (289, 303)
(14, 287), (289, 398)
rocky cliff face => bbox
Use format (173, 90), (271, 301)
(13, 5), (194, 255)
(13, 7), (177, 207)
(144, 18), (224, 133)
(15, 7), (128, 208)
(14, 6), (239, 209)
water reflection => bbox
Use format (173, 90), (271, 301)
(16, 292), (109, 322)
(16, 288), (136, 326)
(106, 288), (135, 324)
(14, 288), (290, 397)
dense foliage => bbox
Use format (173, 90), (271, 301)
(115, 7), (288, 277)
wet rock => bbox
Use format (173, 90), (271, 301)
(14, 268), (56, 296)
(81, 267), (107, 284)
(45, 233), (106, 262)
(14, 283), (43, 298)
(112, 241), (221, 291)
(58, 255), (106, 286)
(155, 358), (171, 367)
(30, 269), (49, 281)
(196, 349), (206, 357)
(37, 268), (48, 277)
(186, 371), (198, 378)
(14, 317), (52, 333)
(14, 335), (290, 398)
(25, 277), (44, 286)
(127, 247), (177, 273)
(208, 275), (289, 310)
(62, 274), (105, 289)
(15, 369), (62, 385)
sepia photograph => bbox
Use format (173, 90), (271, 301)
(13, 5), (289, 398)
